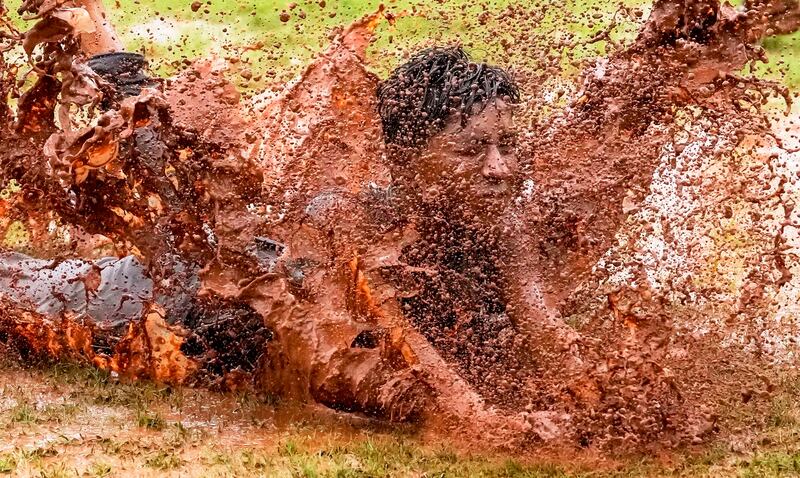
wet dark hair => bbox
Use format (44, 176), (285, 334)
(377, 46), (520, 150)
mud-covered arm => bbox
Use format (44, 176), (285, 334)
(201, 208), (432, 422)
(246, 273), (431, 421)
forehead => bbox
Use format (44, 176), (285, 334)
(440, 99), (515, 139)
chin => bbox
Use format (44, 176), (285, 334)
(469, 194), (511, 216)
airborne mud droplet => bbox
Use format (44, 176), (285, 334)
(1, 0), (800, 456)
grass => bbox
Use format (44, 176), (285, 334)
(104, 0), (800, 89)
(45, 362), (179, 409)
(754, 32), (800, 89)
(0, 455), (15, 474)
(136, 409), (167, 430)
(143, 451), (183, 470)
(88, 462), (112, 478)
(736, 451), (800, 478)
(37, 463), (73, 478)
(9, 401), (37, 424)
(195, 438), (584, 477)
(7, 0), (797, 89)
(4, 359), (800, 476)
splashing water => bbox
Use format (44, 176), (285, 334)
(1, 0), (800, 452)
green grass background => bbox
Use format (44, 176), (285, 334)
(98, 0), (800, 87)
(6, 0), (799, 87)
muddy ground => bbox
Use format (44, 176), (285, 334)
(1, 355), (800, 477)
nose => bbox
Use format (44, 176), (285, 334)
(481, 145), (512, 180)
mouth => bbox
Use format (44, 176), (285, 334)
(474, 179), (510, 198)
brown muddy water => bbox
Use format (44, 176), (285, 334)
(2, 0), (800, 464)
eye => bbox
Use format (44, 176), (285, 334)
(454, 140), (482, 155)
(498, 134), (518, 153)
(499, 133), (518, 148)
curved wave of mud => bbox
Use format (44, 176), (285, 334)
(2, 0), (800, 452)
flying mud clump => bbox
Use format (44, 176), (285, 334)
(1, 0), (800, 451)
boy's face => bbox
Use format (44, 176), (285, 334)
(412, 99), (519, 217)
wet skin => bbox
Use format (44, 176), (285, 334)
(414, 99), (519, 218)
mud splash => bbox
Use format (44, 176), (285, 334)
(1, 0), (800, 452)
